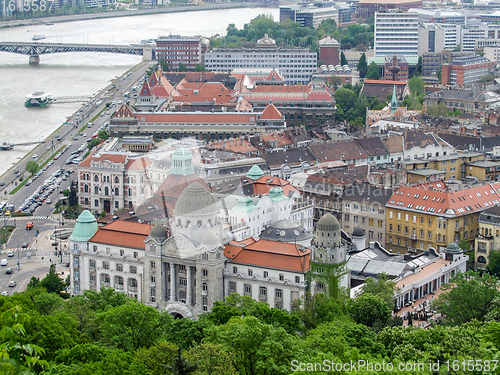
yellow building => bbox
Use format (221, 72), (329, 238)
(475, 206), (500, 270)
(402, 152), (484, 183)
(385, 180), (500, 254)
(465, 161), (500, 182)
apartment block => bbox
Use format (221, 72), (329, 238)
(374, 11), (419, 57)
(155, 35), (209, 71)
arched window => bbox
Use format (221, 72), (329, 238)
(140, 176), (144, 184)
(141, 187), (144, 195)
(177, 219), (181, 226)
(128, 188), (132, 196)
(127, 177), (130, 183)
(94, 175), (99, 182)
(104, 187), (109, 195)
(478, 256), (487, 263)
(114, 176), (119, 183)
(94, 186), (99, 194)
(197, 220), (202, 228)
(115, 187), (119, 196)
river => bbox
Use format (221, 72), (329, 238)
(0, 7), (279, 177)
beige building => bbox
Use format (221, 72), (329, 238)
(475, 205), (500, 270)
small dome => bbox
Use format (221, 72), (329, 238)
(150, 222), (168, 241)
(352, 226), (365, 237)
(174, 182), (215, 216)
(232, 196), (259, 212)
(171, 148), (194, 176)
(69, 210), (98, 242)
(260, 219), (312, 243)
(445, 242), (462, 254)
(201, 229), (220, 247)
(269, 187), (288, 202)
(247, 165), (264, 180)
(317, 213), (340, 232)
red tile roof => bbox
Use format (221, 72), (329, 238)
(387, 181), (500, 217)
(90, 221), (152, 249)
(210, 138), (258, 154)
(260, 103), (283, 120)
(139, 81), (152, 97)
(260, 131), (293, 147)
(126, 156), (152, 170)
(251, 176), (297, 196)
(309, 140), (369, 162)
(137, 112), (258, 124)
(79, 152), (128, 168)
(114, 104), (135, 119)
(224, 239), (310, 272)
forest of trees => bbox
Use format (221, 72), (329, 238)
(2, 270), (500, 374)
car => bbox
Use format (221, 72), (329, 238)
(5, 268), (12, 274)
(1, 291), (8, 297)
(83, 133), (87, 137)
(8, 281), (16, 288)
(7, 250), (14, 257)
(46, 199), (52, 204)
(32, 154), (37, 159)
(100, 112), (104, 117)
(26, 222), (34, 230)
(1, 259), (7, 266)
(68, 143), (72, 147)
(4, 211), (10, 216)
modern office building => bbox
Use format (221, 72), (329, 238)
(374, 11), (419, 57)
(441, 55), (496, 86)
(280, 4), (354, 28)
(156, 35), (210, 71)
(204, 35), (317, 85)
(357, 0), (422, 18)
(419, 23), (446, 54)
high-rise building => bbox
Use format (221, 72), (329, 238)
(155, 35), (209, 71)
(374, 11), (419, 57)
(419, 23), (446, 54)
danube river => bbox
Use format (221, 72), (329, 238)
(0, 7), (278, 176)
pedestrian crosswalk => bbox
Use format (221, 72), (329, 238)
(5, 247), (35, 253)
(28, 216), (51, 220)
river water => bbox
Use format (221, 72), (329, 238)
(0, 7), (279, 176)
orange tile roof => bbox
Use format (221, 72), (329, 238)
(139, 81), (152, 97)
(224, 239), (310, 273)
(90, 221), (152, 249)
(260, 103), (283, 120)
(137, 112), (258, 124)
(364, 79), (407, 85)
(251, 176), (297, 196)
(387, 181), (500, 217)
(211, 138), (258, 154)
(260, 132), (292, 147)
(126, 156), (152, 170)
(79, 152), (127, 168)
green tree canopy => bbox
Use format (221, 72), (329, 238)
(357, 53), (368, 78)
(334, 87), (357, 112)
(348, 293), (392, 329)
(25, 160), (39, 177)
(408, 76), (424, 96)
(40, 264), (66, 294)
(434, 271), (500, 325)
(488, 249), (500, 277)
(362, 274), (397, 310)
(365, 61), (380, 79)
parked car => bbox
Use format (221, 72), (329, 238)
(1, 291), (8, 296)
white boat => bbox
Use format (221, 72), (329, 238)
(32, 35), (45, 41)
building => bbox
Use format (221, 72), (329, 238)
(319, 36), (340, 66)
(418, 23), (446, 55)
(475, 205), (500, 270)
(383, 56), (410, 81)
(425, 88), (500, 110)
(155, 35), (210, 71)
(78, 152), (153, 215)
(280, 4), (354, 28)
(441, 55), (496, 86)
(421, 51), (472, 77)
(204, 35), (317, 85)
(374, 11), (419, 57)
(484, 45), (500, 65)
(357, 0), (422, 19)
(385, 180), (500, 254)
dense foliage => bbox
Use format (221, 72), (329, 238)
(1, 271), (500, 374)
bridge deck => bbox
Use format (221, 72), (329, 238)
(0, 42), (145, 56)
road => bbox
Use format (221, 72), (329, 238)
(0, 60), (154, 294)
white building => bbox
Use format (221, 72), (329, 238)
(374, 11), (419, 57)
(204, 35), (317, 85)
(419, 23), (446, 54)
(484, 45), (500, 65)
(78, 152), (153, 215)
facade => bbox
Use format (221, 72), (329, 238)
(319, 36), (340, 67)
(475, 205), (500, 270)
(385, 180), (500, 254)
(484, 46), (500, 65)
(418, 23), (446, 55)
(441, 55), (496, 86)
(374, 11), (419, 57)
(155, 35), (210, 71)
(425, 88), (500, 110)
(78, 152), (153, 215)
(280, 4), (353, 28)
(204, 35), (317, 85)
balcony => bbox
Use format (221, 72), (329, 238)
(455, 226), (463, 232)
(128, 286), (138, 293)
(150, 282), (156, 287)
(102, 282), (110, 288)
(201, 290), (208, 296)
(259, 295), (267, 302)
(409, 234), (417, 240)
(114, 284), (124, 290)
(477, 248), (487, 254)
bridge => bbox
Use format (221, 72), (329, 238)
(1, 141), (43, 151)
(0, 42), (152, 64)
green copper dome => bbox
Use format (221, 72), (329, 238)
(269, 187), (288, 202)
(69, 210), (98, 242)
(232, 196), (259, 212)
(171, 148), (195, 176)
(247, 165), (264, 181)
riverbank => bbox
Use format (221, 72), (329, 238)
(0, 2), (270, 29)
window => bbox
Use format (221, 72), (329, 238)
(260, 286), (267, 296)
(179, 277), (187, 286)
(389, 224), (393, 232)
(150, 261), (156, 269)
(130, 266), (137, 274)
(115, 187), (119, 196)
(202, 269), (208, 277)
(150, 288), (156, 303)
(244, 283), (251, 295)
(104, 187), (109, 195)
(114, 176), (119, 183)
(263, 271), (268, 278)
(115, 201), (119, 209)
(84, 184), (88, 193)
(119, 249), (124, 256)
(134, 252), (138, 259)
(275, 289), (283, 298)
(229, 281), (236, 293)
(150, 244), (156, 253)
(151, 276), (156, 283)
(279, 273), (284, 281)
(116, 264), (123, 272)
(103, 261), (109, 270)
(420, 217), (424, 224)
(233, 267), (238, 274)
(94, 199), (99, 207)
(89, 260), (96, 268)
(248, 269), (253, 276)
(295, 276), (300, 283)
(93, 245), (97, 252)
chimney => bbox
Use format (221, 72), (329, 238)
(369, 241), (375, 249)
(473, 128), (477, 136)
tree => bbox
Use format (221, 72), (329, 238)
(98, 130), (109, 140)
(206, 316), (297, 375)
(361, 274), (397, 310)
(186, 342), (238, 375)
(426, 102), (447, 118)
(291, 292), (348, 332)
(178, 63), (188, 72)
(348, 293), (392, 328)
(436, 67), (442, 81)
(408, 76), (424, 96)
(26, 276), (41, 290)
(131, 341), (178, 375)
(357, 52), (368, 78)
(340, 51), (348, 66)
(159, 58), (169, 72)
(68, 181), (78, 207)
(454, 44), (461, 52)
(334, 87), (357, 112)
(25, 160), (39, 177)
(365, 61), (381, 79)
(195, 64), (207, 72)
(488, 249), (500, 277)
(88, 138), (100, 150)
(98, 301), (172, 352)
(434, 271), (500, 325)
(39, 264), (66, 294)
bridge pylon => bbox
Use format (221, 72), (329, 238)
(29, 55), (40, 64)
